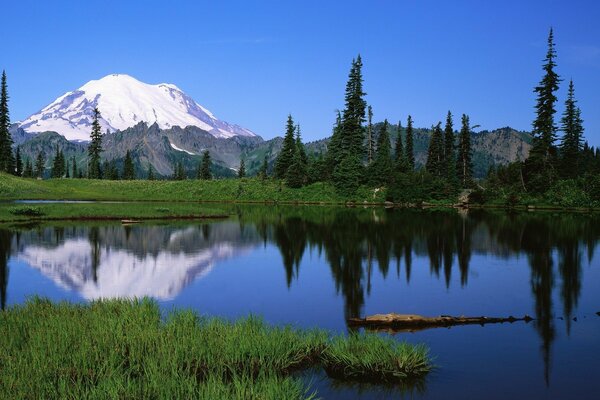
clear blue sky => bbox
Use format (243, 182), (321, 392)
(2, 0), (599, 145)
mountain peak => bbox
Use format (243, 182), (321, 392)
(19, 74), (256, 141)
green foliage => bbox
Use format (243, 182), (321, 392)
(389, 171), (457, 203)
(367, 105), (374, 163)
(285, 151), (307, 188)
(173, 161), (186, 180)
(8, 206), (45, 217)
(50, 146), (66, 178)
(198, 150), (212, 180)
(259, 154), (269, 179)
(88, 108), (103, 179)
(340, 55), (367, 159)
(405, 115), (415, 170)
(274, 115), (296, 179)
(122, 150), (135, 180)
(0, 299), (430, 398)
(147, 164), (155, 180)
(238, 158), (246, 178)
(369, 119), (393, 186)
(559, 80), (584, 178)
(332, 155), (363, 196)
(456, 114), (473, 187)
(15, 146), (22, 176)
(0, 71), (15, 174)
(34, 151), (45, 178)
(426, 122), (444, 178)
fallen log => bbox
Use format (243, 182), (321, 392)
(347, 313), (534, 333)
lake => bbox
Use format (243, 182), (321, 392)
(1, 206), (599, 399)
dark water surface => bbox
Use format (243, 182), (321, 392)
(1, 206), (599, 399)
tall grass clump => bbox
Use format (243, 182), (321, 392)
(0, 298), (431, 399)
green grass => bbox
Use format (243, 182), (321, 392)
(0, 298), (431, 399)
(0, 202), (232, 223)
(0, 173), (386, 203)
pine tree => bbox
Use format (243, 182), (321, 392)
(23, 159), (33, 178)
(238, 158), (246, 178)
(274, 115), (297, 179)
(51, 146), (63, 178)
(367, 105), (374, 164)
(457, 114), (473, 187)
(198, 150), (212, 180)
(88, 107), (103, 179)
(173, 161), (185, 180)
(65, 159), (70, 178)
(15, 146), (22, 176)
(71, 156), (77, 178)
(370, 119), (393, 185)
(444, 111), (458, 183)
(259, 154), (269, 179)
(394, 121), (409, 173)
(123, 150), (135, 180)
(0, 71), (15, 174)
(324, 111), (342, 177)
(147, 164), (155, 180)
(35, 151), (45, 178)
(526, 28), (561, 190)
(405, 115), (415, 170)
(286, 149), (307, 188)
(295, 125), (308, 166)
(426, 122), (444, 177)
(559, 80), (584, 178)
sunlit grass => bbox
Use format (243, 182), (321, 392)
(0, 298), (431, 399)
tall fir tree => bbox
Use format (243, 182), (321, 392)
(238, 158), (246, 178)
(324, 111), (342, 177)
(405, 115), (415, 170)
(147, 164), (155, 180)
(295, 125), (308, 166)
(367, 105), (374, 164)
(198, 150), (212, 180)
(123, 150), (135, 180)
(426, 122), (444, 177)
(559, 80), (584, 178)
(35, 151), (45, 178)
(51, 146), (64, 178)
(88, 107), (103, 179)
(394, 121), (409, 173)
(370, 119), (393, 185)
(259, 154), (269, 179)
(456, 114), (473, 187)
(23, 159), (33, 178)
(15, 146), (22, 176)
(274, 115), (297, 179)
(71, 156), (77, 178)
(286, 126), (308, 187)
(526, 28), (561, 191)
(0, 71), (15, 174)
(444, 111), (458, 183)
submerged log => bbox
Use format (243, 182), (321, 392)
(347, 313), (534, 333)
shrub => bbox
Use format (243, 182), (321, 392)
(8, 206), (45, 217)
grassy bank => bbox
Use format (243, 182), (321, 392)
(0, 299), (431, 399)
(0, 173), (385, 203)
(0, 202), (232, 223)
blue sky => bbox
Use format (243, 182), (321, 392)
(2, 0), (599, 144)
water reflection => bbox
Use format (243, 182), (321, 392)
(1, 207), (599, 390)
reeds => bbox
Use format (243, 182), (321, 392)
(0, 298), (431, 399)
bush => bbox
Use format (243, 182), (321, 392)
(8, 206), (45, 217)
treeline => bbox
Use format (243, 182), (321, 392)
(478, 29), (600, 206)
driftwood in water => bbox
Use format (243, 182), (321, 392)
(347, 313), (534, 333)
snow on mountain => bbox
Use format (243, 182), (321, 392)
(19, 74), (257, 141)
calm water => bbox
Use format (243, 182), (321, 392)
(1, 206), (599, 399)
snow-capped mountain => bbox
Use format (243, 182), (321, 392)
(19, 74), (256, 141)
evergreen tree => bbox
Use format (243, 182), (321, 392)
(198, 150), (212, 180)
(65, 160), (70, 178)
(0, 71), (15, 174)
(457, 114), (473, 187)
(295, 125), (308, 166)
(405, 115), (415, 170)
(394, 121), (409, 173)
(559, 80), (584, 178)
(274, 115), (297, 179)
(109, 160), (119, 180)
(286, 149), (307, 188)
(35, 151), (45, 178)
(15, 146), (22, 176)
(259, 154), (269, 179)
(51, 146), (63, 178)
(526, 28), (561, 190)
(324, 111), (343, 177)
(332, 55), (367, 194)
(367, 105), (374, 164)
(173, 161), (185, 180)
(370, 119), (393, 185)
(426, 122), (444, 177)
(238, 158), (246, 178)
(71, 156), (77, 178)
(444, 111), (458, 183)
(123, 150), (135, 180)
(147, 164), (155, 180)
(88, 107), (103, 179)
(23, 159), (33, 178)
